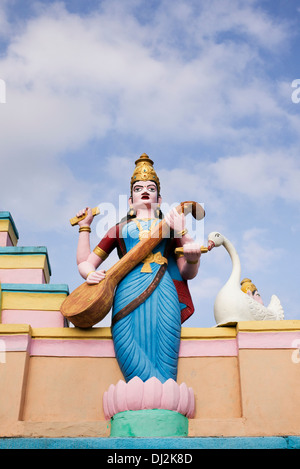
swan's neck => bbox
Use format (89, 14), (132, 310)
(223, 237), (241, 285)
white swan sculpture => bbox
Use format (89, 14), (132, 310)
(207, 231), (284, 326)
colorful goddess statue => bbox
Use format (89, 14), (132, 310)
(75, 154), (202, 385)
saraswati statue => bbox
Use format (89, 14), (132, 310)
(60, 154), (206, 436)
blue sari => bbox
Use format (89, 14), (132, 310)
(111, 219), (182, 383)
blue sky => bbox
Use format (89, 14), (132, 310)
(1, 0), (300, 327)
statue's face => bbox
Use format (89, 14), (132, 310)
(247, 289), (264, 305)
(253, 290), (264, 305)
(131, 180), (160, 209)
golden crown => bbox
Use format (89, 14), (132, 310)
(240, 278), (257, 293)
(130, 153), (160, 194)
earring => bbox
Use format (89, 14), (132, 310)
(128, 205), (136, 217)
(155, 204), (161, 218)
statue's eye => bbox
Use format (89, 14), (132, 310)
(215, 233), (220, 237)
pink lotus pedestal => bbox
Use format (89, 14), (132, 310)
(103, 376), (195, 437)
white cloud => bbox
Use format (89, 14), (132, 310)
(208, 151), (300, 203)
(0, 1), (10, 38)
(0, 0), (298, 234)
(142, 0), (289, 53)
(190, 275), (223, 300)
(157, 147), (300, 237)
(0, 0), (293, 144)
(203, 0), (288, 50)
(240, 227), (284, 272)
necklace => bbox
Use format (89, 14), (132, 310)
(132, 219), (167, 273)
(133, 219), (157, 241)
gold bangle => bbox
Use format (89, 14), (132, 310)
(186, 259), (199, 265)
(93, 246), (108, 260)
(79, 226), (91, 233)
(86, 271), (95, 278)
(176, 228), (188, 237)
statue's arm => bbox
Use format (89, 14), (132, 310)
(75, 207), (106, 284)
(164, 208), (201, 280)
(78, 252), (105, 283)
(176, 243), (201, 280)
(76, 207), (94, 264)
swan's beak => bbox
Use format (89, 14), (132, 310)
(208, 240), (215, 251)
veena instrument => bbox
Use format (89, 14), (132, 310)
(60, 201), (205, 328)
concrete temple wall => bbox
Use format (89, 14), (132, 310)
(1, 321), (300, 439)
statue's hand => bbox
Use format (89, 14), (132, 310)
(86, 270), (106, 285)
(182, 243), (201, 264)
(77, 207), (94, 227)
(164, 207), (186, 235)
